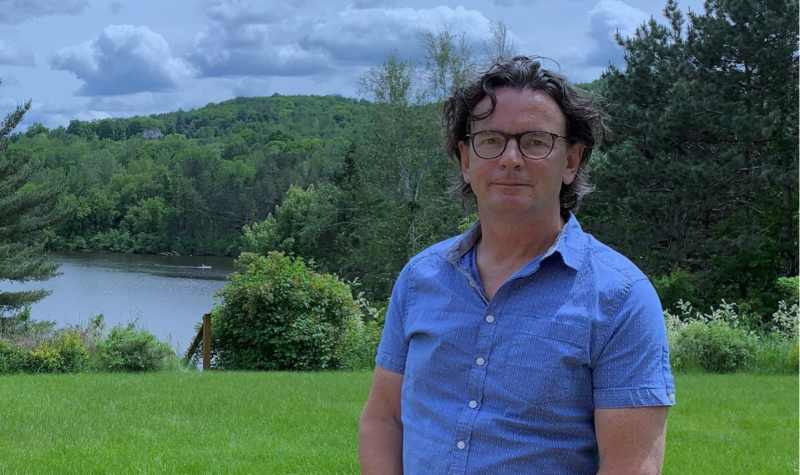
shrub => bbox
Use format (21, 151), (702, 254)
(672, 321), (755, 373)
(21, 332), (90, 374)
(336, 319), (382, 370)
(96, 323), (173, 372)
(750, 334), (799, 374)
(27, 344), (63, 373)
(211, 252), (364, 371)
(775, 276), (799, 305)
(57, 331), (90, 373)
(0, 340), (29, 374)
(654, 269), (698, 312)
(769, 300), (800, 337)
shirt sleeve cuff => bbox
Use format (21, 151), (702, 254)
(376, 351), (406, 374)
(594, 387), (676, 408)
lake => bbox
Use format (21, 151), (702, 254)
(0, 251), (235, 352)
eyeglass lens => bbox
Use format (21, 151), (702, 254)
(472, 131), (554, 159)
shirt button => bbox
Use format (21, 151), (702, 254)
(485, 315), (495, 323)
(468, 400), (478, 409)
(457, 441), (466, 450)
(476, 357), (485, 366)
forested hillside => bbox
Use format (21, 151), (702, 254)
(11, 95), (371, 255)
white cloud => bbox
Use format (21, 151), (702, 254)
(49, 24), (195, 96)
(14, 101), (83, 129)
(0, 39), (34, 66)
(302, 6), (490, 65)
(189, 1), (491, 78)
(205, 0), (309, 26)
(585, 0), (649, 67)
(17, 94), (183, 130)
(0, 0), (88, 24)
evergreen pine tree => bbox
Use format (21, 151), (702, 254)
(584, 0), (799, 310)
(0, 93), (66, 318)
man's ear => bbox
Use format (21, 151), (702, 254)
(562, 142), (584, 186)
(459, 141), (471, 184)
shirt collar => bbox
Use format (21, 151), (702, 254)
(445, 213), (586, 271)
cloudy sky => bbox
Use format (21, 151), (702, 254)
(0, 0), (705, 130)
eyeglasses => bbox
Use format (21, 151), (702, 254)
(465, 130), (572, 160)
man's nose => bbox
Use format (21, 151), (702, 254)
(498, 137), (524, 167)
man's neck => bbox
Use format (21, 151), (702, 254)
(476, 211), (566, 267)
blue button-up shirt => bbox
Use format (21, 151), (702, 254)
(376, 215), (676, 475)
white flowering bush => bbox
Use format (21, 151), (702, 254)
(770, 300), (799, 339)
(665, 297), (798, 373)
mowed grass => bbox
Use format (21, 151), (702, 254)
(0, 371), (372, 475)
(664, 373), (798, 475)
(0, 372), (796, 474)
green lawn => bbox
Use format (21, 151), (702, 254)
(0, 372), (796, 474)
(664, 373), (798, 475)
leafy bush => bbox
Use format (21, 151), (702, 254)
(211, 252), (365, 371)
(57, 331), (90, 373)
(0, 340), (29, 374)
(769, 300), (800, 337)
(336, 319), (382, 370)
(3, 331), (90, 374)
(750, 334), (799, 374)
(665, 297), (798, 373)
(0, 313), (175, 375)
(653, 269), (698, 312)
(672, 321), (755, 373)
(96, 323), (173, 372)
(775, 276), (799, 304)
(334, 283), (387, 370)
(27, 344), (63, 373)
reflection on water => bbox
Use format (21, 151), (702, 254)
(0, 251), (236, 351)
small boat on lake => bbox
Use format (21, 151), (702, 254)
(199, 264), (212, 269)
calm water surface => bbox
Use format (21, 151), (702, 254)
(0, 251), (235, 351)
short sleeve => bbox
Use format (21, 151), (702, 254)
(375, 264), (411, 374)
(593, 278), (676, 408)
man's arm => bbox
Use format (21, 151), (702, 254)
(359, 365), (404, 475)
(595, 406), (669, 475)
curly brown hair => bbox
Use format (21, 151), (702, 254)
(443, 56), (608, 216)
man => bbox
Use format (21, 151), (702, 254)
(359, 57), (675, 475)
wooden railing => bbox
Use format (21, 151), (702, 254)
(186, 313), (211, 370)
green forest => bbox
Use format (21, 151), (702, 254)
(3, 0), (798, 319)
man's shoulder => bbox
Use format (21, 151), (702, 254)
(402, 235), (462, 275)
(388, 235), (462, 299)
(580, 231), (649, 287)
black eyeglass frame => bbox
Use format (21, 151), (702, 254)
(465, 130), (575, 160)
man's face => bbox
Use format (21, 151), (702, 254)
(458, 88), (583, 221)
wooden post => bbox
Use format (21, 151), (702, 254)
(202, 313), (211, 371)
